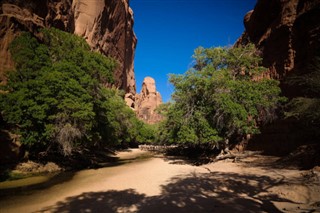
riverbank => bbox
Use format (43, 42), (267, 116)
(0, 149), (151, 192)
(0, 149), (319, 213)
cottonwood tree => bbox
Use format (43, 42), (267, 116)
(159, 44), (285, 149)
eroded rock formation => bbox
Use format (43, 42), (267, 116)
(135, 77), (163, 124)
(236, 0), (320, 81)
(238, 0), (320, 155)
(0, 0), (137, 98)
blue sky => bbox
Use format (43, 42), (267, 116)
(130, 0), (257, 102)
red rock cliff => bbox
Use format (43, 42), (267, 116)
(236, 0), (320, 81)
(237, 0), (320, 155)
(0, 0), (137, 96)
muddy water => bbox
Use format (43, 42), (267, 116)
(0, 149), (155, 213)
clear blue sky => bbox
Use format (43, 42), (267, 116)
(130, 0), (257, 102)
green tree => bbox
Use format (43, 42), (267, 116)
(0, 29), (138, 156)
(159, 44), (285, 149)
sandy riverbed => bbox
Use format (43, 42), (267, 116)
(0, 149), (319, 213)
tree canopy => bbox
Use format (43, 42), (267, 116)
(158, 44), (285, 148)
(0, 28), (153, 156)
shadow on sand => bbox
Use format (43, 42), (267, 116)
(38, 171), (301, 213)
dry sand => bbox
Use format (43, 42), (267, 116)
(0, 149), (319, 213)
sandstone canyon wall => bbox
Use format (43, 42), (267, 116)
(135, 77), (163, 124)
(238, 0), (320, 155)
(0, 0), (137, 96)
(236, 0), (320, 82)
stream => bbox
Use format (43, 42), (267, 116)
(0, 149), (159, 213)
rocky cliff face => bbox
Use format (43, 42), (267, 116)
(0, 0), (136, 96)
(237, 0), (320, 155)
(236, 0), (320, 82)
(135, 77), (163, 124)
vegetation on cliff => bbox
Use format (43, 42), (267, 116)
(0, 28), (151, 157)
(285, 53), (320, 143)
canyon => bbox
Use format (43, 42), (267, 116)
(0, 2), (320, 211)
(0, 0), (136, 99)
(1, 0), (320, 152)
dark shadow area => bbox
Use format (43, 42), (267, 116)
(275, 143), (320, 170)
(0, 129), (24, 181)
(116, 149), (133, 153)
(243, 144), (320, 171)
(39, 189), (145, 213)
(162, 146), (263, 168)
(32, 147), (120, 170)
(38, 172), (306, 213)
(162, 145), (219, 166)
